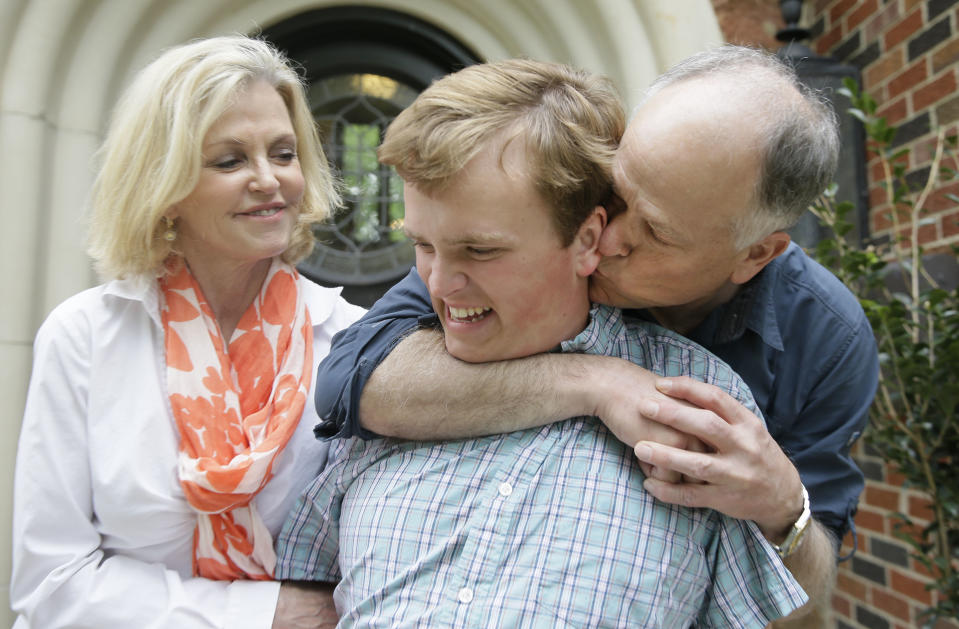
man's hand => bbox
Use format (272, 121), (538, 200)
(272, 581), (338, 629)
(362, 337), (711, 482)
(630, 376), (804, 542)
(362, 338), (705, 478)
(633, 376), (841, 620)
(584, 360), (710, 482)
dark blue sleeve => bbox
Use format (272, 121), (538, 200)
(313, 268), (437, 440)
(699, 247), (880, 546)
(784, 314), (878, 544)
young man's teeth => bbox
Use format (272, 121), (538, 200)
(450, 306), (491, 320)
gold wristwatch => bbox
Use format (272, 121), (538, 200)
(772, 484), (811, 559)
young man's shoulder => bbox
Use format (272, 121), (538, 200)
(598, 305), (762, 418)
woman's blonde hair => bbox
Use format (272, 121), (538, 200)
(87, 35), (339, 279)
(378, 58), (625, 246)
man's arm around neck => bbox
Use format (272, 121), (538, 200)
(361, 327), (661, 440)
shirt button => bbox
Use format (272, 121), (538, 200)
(498, 482), (513, 497)
(458, 587), (474, 603)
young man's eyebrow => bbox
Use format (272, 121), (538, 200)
(403, 228), (515, 246)
(449, 231), (513, 246)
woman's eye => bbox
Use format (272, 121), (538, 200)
(211, 157), (242, 169)
(273, 149), (297, 162)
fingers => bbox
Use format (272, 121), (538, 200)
(637, 397), (734, 452)
(636, 441), (728, 510)
(685, 436), (708, 453)
(634, 440), (722, 485)
(640, 416), (697, 450)
(644, 462), (683, 483)
(655, 377), (755, 426)
(641, 476), (713, 510)
(597, 395), (698, 452)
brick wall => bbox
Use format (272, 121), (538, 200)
(712, 1), (959, 628)
(810, 0), (959, 256)
(810, 2), (958, 628)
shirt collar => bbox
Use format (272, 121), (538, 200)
(561, 304), (625, 355)
(100, 266), (346, 329)
(300, 277), (344, 325)
(103, 274), (162, 325)
(702, 259), (784, 351)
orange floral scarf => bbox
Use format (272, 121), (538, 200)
(159, 258), (313, 580)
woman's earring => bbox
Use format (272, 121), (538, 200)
(163, 217), (176, 242)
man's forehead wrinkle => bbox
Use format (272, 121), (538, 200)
(616, 136), (659, 205)
(614, 134), (686, 239)
(612, 135), (642, 197)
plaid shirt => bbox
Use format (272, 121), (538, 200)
(276, 305), (807, 627)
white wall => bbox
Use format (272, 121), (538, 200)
(0, 0), (722, 623)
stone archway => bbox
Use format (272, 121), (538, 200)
(0, 2), (723, 622)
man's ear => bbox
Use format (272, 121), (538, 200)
(730, 231), (791, 285)
(573, 206), (607, 277)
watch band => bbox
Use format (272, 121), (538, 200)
(772, 484), (811, 559)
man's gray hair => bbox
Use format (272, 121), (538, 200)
(644, 45), (840, 247)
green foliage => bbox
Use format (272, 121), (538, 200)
(810, 78), (959, 625)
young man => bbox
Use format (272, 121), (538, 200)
(313, 46), (879, 626)
(276, 58), (805, 626)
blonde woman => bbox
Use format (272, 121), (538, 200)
(11, 36), (363, 628)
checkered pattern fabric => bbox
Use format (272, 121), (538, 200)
(276, 305), (807, 627)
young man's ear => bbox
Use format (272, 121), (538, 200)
(573, 206), (607, 277)
(729, 231), (791, 285)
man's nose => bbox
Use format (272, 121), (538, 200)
(598, 215), (632, 257)
(427, 256), (467, 298)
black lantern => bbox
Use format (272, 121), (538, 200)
(775, 0), (870, 248)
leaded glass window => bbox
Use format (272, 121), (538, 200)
(299, 74), (418, 288)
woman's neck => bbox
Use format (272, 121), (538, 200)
(184, 257), (273, 342)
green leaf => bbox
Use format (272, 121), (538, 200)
(848, 109), (869, 124)
(891, 148), (910, 161)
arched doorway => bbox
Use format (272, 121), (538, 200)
(262, 6), (481, 306)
